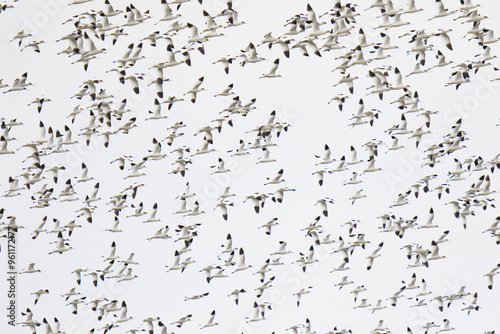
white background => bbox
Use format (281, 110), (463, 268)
(1, 0), (500, 333)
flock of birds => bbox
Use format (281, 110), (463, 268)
(1, 0), (500, 333)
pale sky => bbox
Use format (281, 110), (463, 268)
(1, 0), (500, 333)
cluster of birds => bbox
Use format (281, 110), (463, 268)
(1, 0), (500, 333)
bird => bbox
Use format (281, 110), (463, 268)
(234, 248), (252, 272)
(28, 97), (52, 113)
(20, 263), (41, 274)
(11, 29), (32, 46)
(228, 288), (246, 305)
(350, 189), (367, 205)
(484, 264), (500, 290)
(260, 59), (281, 78)
(48, 231), (73, 254)
(366, 242), (384, 270)
(294, 286), (313, 306)
(200, 310), (218, 329)
(315, 198), (334, 217)
(31, 289), (49, 305)
(265, 169), (285, 185)
(184, 77), (206, 103)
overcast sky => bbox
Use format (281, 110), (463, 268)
(1, 0), (500, 333)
